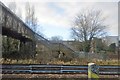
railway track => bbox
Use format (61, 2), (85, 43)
(1, 64), (120, 75)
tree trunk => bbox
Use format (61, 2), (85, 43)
(84, 41), (91, 52)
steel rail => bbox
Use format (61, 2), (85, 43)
(1, 64), (120, 75)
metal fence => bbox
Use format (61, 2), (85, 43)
(2, 64), (120, 75)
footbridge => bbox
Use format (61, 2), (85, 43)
(0, 2), (75, 59)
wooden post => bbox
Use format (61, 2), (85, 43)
(88, 63), (99, 80)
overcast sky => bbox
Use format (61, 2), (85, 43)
(1, 0), (119, 40)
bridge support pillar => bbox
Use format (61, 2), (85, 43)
(19, 41), (36, 59)
(88, 63), (99, 80)
(19, 41), (26, 58)
(28, 41), (36, 58)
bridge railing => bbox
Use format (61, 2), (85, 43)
(51, 42), (76, 55)
(35, 33), (53, 49)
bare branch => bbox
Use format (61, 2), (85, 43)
(71, 9), (107, 52)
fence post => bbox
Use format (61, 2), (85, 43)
(88, 63), (99, 80)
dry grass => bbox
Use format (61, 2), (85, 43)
(0, 58), (120, 65)
(48, 59), (119, 65)
(0, 58), (119, 65)
(0, 58), (39, 64)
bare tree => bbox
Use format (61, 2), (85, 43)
(25, 2), (40, 59)
(25, 2), (38, 32)
(71, 9), (107, 52)
(16, 8), (22, 19)
(8, 2), (22, 19)
(50, 36), (63, 42)
(8, 2), (16, 13)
